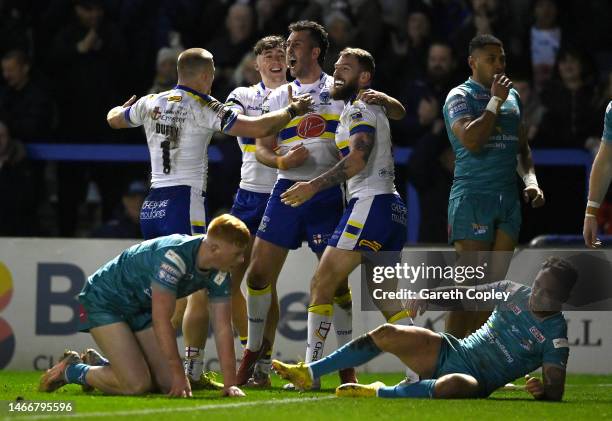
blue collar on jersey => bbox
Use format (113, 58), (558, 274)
(259, 81), (266, 91)
(174, 84), (213, 101)
(294, 72), (325, 87)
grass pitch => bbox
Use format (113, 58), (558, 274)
(1, 372), (611, 420)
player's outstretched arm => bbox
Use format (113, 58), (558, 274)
(358, 89), (406, 120)
(151, 285), (192, 398)
(210, 300), (245, 397)
(106, 95), (137, 129)
(280, 131), (373, 207)
(517, 124), (545, 208)
(226, 86), (313, 139)
(524, 364), (566, 401)
(584, 141), (612, 247)
(452, 74), (512, 153)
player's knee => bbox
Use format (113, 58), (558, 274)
(121, 371), (153, 395)
(433, 374), (479, 399)
(370, 323), (400, 350)
(245, 262), (269, 289)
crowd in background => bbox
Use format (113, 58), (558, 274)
(0, 0), (611, 243)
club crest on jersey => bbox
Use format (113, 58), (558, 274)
(297, 114), (327, 138)
(529, 326), (546, 343)
(319, 90), (331, 105)
(151, 106), (162, 120)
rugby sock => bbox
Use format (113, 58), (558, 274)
(65, 363), (90, 386)
(184, 346), (204, 381)
(246, 284), (272, 351)
(377, 380), (436, 399)
(254, 349), (273, 375)
(387, 310), (419, 383)
(333, 290), (353, 348)
(240, 336), (248, 348)
(306, 304), (333, 365)
(309, 333), (381, 379)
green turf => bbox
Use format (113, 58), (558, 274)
(1, 372), (611, 420)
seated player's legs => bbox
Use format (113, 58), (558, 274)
(134, 327), (175, 394)
(182, 290), (210, 382)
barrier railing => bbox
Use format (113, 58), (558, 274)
(26, 144), (593, 244)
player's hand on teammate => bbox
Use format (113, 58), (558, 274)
(583, 216), (602, 248)
(523, 185), (545, 208)
(281, 182), (317, 207)
(358, 89), (388, 106)
(524, 374), (545, 399)
(287, 85), (314, 116)
(406, 298), (428, 316)
(282, 143), (310, 169)
(491, 74), (512, 102)
(222, 385), (246, 397)
(168, 367), (192, 398)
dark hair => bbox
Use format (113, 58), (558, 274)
(542, 256), (578, 297)
(429, 40), (454, 58)
(468, 34), (503, 55)
(253, 35), (285, 55)
(288, 20), (329, 67)
(2, 50), (30, 66)
(339, 47), (375, 78)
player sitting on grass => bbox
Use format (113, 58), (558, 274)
(273, 257), (576, 400)
(39, 214), (249, 398)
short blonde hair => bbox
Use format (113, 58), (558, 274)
(207, 214), (250, 248)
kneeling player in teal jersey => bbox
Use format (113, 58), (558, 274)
(273, 257), (575, 401)
(39, 215), (250, 398)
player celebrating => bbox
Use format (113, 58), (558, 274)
(442, 35), (545, 338)
(583, 100), (612, 247)
(39, 215), (249, 398)
(106, 47), (313, 388)
(237, 21), (407, 387)
(221, 35), (295, 386)
(280, 47), (415, 387)
(274, 257), (575, 401)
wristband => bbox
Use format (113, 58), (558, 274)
(587, 200), (601, 209)
(522, 173), (538, 187)
(276, 156), (288, 170)
(486, 96), (503, 115)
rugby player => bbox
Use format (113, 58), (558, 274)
(583, 100), (612, 247)
(273, 257), (575, 401)
(279, 47), (417, 388)
(442, 34), (545, 338)
(105, 47), (313, 388)
(237, 21), (408, 388)
(218, 35), (296, 386)
(39, 215), (249, 398)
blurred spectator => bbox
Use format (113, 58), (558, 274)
(232, 52), (260, 88)
(90, 180), (146, 239)
(322, 11), (354, 74)
(254, 0), (292, 38)
(206, 3), (256, 100)
(0, 0), (30, 58)
(392, 42), (460, 146)
(148, 46), (180, 94)
(0, 120), (38, 236)
(0, 50), (56, 142)
(538, 47), (600, 148)
(529, 0), (562, 92)
(380, 5), (433, 88)
(513, 76), (545, 142)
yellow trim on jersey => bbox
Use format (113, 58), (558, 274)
(281, 131), (336, 145)
(336, 139), (349, 149)
(285, 113), (341, 129)
(347, 219), (364, 229)
(184, 91), (210, 107)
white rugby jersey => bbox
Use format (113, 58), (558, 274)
(335, 99), (396, 199)
(226, 82), (278, 193)
(125, 85), (238, 191)
(267, 73), (343, 180)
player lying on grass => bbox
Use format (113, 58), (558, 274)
(273, 257), (576, 400)
(39, 214), (250, 398)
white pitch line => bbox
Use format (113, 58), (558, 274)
(2, 395), (335, 421)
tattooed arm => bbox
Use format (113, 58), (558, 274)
(280, 131), (374, 207)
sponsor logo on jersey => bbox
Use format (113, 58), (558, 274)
(529, 326), (546, 343)
(213, 271), (227, 286)
(160, 263), (181, 278)
(297, 114), (326, 138)
(258, 215), (270, 232)
(350, 111), (363, 121)
(164, 250), (186, 273)
(508, 302), (522, 315)
(312, 233), (324, 245)
(447, 98), (469, 119)
(151, 106), (162, 120)
(553, 338), (569, 348)
(519, 338), (534, 351)
(359, 239), (382, 251)
(472, 223), (488, 235)
(168, 95), (182, 102)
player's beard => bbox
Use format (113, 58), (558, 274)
(331, 78), (359, 101)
